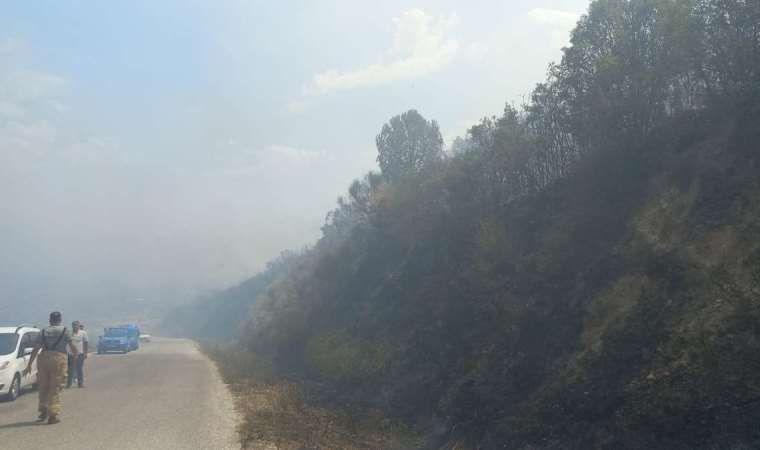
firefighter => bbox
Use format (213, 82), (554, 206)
(23, 311), (78, 424)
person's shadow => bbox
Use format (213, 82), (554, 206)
(0, 420), (45, 429)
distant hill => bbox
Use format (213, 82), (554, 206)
(161, 251), (299, 340)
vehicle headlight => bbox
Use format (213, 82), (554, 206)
(0, 361), (10, 371)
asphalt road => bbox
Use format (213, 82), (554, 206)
(0, 337), (240, 449)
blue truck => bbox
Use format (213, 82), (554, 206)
(97, 327), (130, 354)
(119, 324), (141, 351)
(97, 324), (141, 354)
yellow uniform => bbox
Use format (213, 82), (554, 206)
(36, 351), (68, 415)
(35, 326), (71, 417)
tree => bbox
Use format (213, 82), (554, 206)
(375, 109), (444, 181)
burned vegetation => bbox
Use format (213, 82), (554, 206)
(171, 1), (760, 448)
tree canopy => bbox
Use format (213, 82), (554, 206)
(375, 109), (444, 181)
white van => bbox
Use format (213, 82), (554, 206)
(0, 326), (40, 401)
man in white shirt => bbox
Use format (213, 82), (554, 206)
(66, 320), (88, 388)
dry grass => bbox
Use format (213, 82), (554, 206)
(230, 381), (418, 450)
(200, 343), (416, 448)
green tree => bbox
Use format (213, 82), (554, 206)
(375, 109), (444, 181)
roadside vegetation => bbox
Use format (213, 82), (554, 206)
(202, 343), (417, 449)
(176, 0), (760, 448)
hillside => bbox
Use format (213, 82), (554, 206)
(170, 0), (760, 448)
(237, 101), (759, 449)
(162, 251), (299, 339)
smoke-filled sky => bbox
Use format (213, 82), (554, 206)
(0, 0), (588, 317)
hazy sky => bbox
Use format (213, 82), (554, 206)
(0, 0), (589, 316)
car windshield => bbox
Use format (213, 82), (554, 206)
(0, 333), (19, 355)
(105, 328), (127, 337)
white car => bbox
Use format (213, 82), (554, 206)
(139, 334), (152, 343)
(0, 325), (40, 401)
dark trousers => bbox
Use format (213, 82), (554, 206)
(66, 353), (85, 387)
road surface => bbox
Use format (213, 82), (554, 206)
(0, 337), (239, 450)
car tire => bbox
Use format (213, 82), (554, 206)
(4, 374), (21, 402)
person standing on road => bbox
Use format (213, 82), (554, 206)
(66, 320), (88, 388)
(23, 311), (78, 425)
